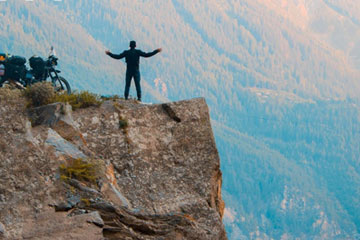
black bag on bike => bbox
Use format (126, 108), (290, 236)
(5, 64), (26, 80)
(8, 56), (26, 66)
(29, 56), (45, 76)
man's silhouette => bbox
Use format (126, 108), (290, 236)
(105, 41), (162, 101)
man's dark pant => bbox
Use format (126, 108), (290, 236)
(125, 69), (141, 100)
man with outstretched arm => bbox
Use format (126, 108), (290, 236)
(105, 40), (162, 101)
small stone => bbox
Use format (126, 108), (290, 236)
(54, 202), (73, 212)
(67, 208), (87, 217)
(0, 194), (5, 202)
(91, 116), (100, 124)
(86, 211), (104, 228)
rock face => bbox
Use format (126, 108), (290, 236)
(0, 91), (226, 239)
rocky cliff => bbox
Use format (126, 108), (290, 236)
(0, 89), (226, 240)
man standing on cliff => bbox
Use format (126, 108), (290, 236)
(105, 41), (162, 101)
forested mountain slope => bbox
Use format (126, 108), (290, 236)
(1, 0), (359, 239)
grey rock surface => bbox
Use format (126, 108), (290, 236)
(0, 91), (226, 239)
(0, 222), (5, 235)
(46, 128), (87, 159)
(86, 211), (104, 228)
(28, 102), (65, 127)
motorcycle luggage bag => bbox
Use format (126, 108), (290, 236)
(29, 56), (45, 72)
(0, 64), (5, 76)
(8, 55), (26, 66)
(5, 63), (26, 80)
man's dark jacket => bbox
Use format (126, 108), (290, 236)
(108, 49), (160, 71)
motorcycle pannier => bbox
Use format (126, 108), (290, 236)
(8, 55), (26, 66)
(5, 64), (26, 80)
(0, 64), (5, 76)
(29, 56), (45, 72)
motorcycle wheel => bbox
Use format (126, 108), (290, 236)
(53, 76), (71, 94)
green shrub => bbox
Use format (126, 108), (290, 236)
(24, 82), (55, 107)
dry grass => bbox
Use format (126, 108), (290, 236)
(59, 158), (105, 184)
(23, 82), (103, 109)
(0, 86), (22, 101)
(53, 91), (103, 110)
(113, 102), (125, 110)
(81, 198), (91, 207)
(101, 95), (123, 101)
(24, 82), (55, 107)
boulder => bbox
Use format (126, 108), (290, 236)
(28, 102), (65, 127)
(0, 93), (227, 240)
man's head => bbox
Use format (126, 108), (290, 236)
(130, 40), (136, 49)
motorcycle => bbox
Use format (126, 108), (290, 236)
(0, 47), (71, 94)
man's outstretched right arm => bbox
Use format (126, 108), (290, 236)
(105, 50), (126, 59)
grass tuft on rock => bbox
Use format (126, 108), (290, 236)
(119, 117), (128, 129)
(23, 82), (102, 109)
(53, 91), (102, 110)
(59, 158), (104, 184)
(101, 94), (123, 101)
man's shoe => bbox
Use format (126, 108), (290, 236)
(137, 98), (142, 102)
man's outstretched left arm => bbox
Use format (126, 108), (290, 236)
(139, 48), (162, 58)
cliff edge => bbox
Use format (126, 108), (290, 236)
(0, 89), (226, 240)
